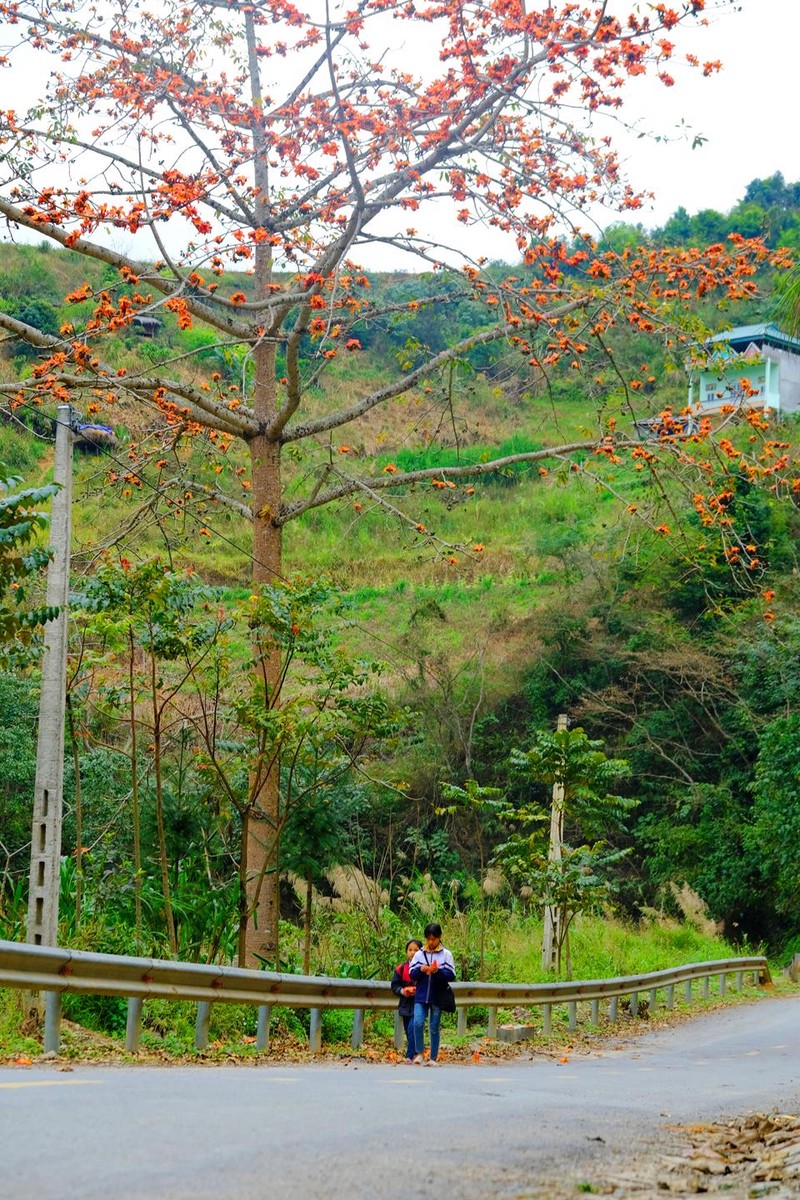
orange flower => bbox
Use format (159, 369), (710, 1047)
(382, 463), (397, 474)
(472, 543), (484, 552)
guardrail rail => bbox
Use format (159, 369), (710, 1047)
(0, 939), (770, 1056)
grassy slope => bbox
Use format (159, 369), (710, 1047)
(0, 240), (762, 721)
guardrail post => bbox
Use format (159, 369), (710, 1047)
(735, 970), (743, 991)
(125, 997), (143, 1052)
(702, 975), (710, 1000)
(195, 1001), (211, 1050)
(685, 980), (692, 1004)
(542, 1003), (551, 1036)
(393, 1010), (404, 1052)
(719, 972), (726, 997)
(649, 987), (657, 1012)
(590, 998), (599, 1026)
(487, 1007), (498, 1038)
(629, 991), (638, 1018)
(457, 1006), (467, 1037)
(351, 1009), (364, 1050)
(257, 1005), (271, 1051)
(665, 984), (674, 1011)
(309, 1007), (322, 1053)
(567, 1001), (577, 1031)
(608, 996), (618, 1022)
(44, 990), (62, 1054)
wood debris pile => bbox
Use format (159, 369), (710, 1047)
(613, 1112), (800, 1198)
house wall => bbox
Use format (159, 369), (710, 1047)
(773, 346), (800, 413)
(688, 347), (800, 414)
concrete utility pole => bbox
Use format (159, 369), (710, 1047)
(541, 712), (568, 973)
(26, 404), (74, 950)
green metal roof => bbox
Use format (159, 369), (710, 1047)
(702, 323), (800, 354)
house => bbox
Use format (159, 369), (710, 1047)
(686, 323), (800, 416)
(634, 412), (700, 442)
(74, 423), (119, 452)
(131, 314), (163, 337)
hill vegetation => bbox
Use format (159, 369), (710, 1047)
(2, 177), (800, 1018)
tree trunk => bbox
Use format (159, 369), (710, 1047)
(241, 11), (285, 968)
(65, 695), (82, 927)
(150, 650), (176, 954)
(243, 407), (283, 968)
(303, 872), (313, 975)
(128, 630), (143, 949)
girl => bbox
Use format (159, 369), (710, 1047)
(391, 937), (422, 1062)
(408, 922), (456, 1066)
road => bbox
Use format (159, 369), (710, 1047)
(1, 996), (799, 1200)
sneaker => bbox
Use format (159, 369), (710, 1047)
(424, 1058), (439, 1067)
(412, 1054), (424, 1065)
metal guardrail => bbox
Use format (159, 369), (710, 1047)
(0, 939), (770, 1056)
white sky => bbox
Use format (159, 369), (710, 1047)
(608, 0), (800, 231)
(2, 0), (798, 268)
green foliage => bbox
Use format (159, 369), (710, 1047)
(10, 299), (60, 358)
(507, 726), (634, 840)
(749, 713), (800, 932)
(0, 463), (58, 662)
(3, 176), (800, 971)
(0, 673), (38, 908)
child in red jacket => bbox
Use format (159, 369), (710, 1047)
(391, 938), (422, 1062)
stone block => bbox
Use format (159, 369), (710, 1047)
(496, 1024), (537, 1044)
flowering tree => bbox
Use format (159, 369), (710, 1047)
(0, 0), (781, 961)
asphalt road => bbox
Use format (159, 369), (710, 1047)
(2, 996), (799, 1200)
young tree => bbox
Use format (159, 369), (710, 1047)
(504, 725), (633, 974)
(76, 558), (226, 952)
(0, 0), (780, 960)
(437, 778), (504, 979)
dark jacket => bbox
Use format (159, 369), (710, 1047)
(391, 961), (417, 1017)
(408, 946), (456, 1007)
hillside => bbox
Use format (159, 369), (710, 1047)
(2, 176), (800, 972)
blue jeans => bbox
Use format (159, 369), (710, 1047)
(413, 1002), (442, 1060)
(402, 1014), (420, 1060)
